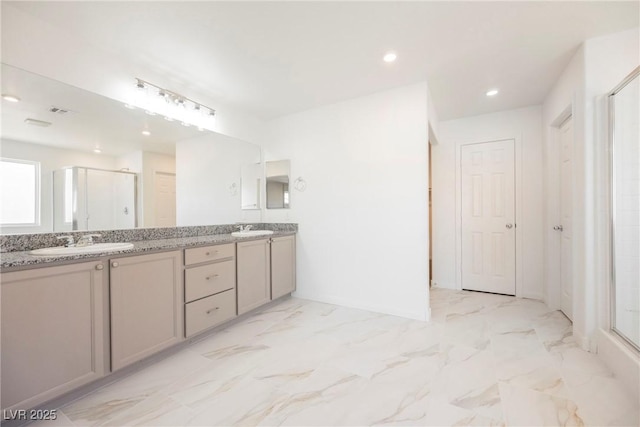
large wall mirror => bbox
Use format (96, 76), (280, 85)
(0, 63), (261, 234)
(609, 66), (639, 351)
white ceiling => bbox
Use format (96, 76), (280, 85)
(5, 1), (639, 121)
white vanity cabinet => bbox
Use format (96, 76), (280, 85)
(237, 235), (297, 314)
(1, 261), (107, 412)
(270, 235), (296, 299)
(184, 243), (237, 337)
(237, 238), (272, 314)
(109, 250), (183, 371)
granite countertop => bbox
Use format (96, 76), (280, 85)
(0, 231), (296, 270)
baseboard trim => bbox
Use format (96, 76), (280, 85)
(292, 291), (429, 321)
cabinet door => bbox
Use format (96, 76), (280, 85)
(110, 251), (183, 371)
(1, 261), (106, 412)
(271, 235), (296, 299)
(237, 239), (271, 314)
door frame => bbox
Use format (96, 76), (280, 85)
(455, 136), (523, 297)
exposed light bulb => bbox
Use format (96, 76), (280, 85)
(486, 89), (499, 97)
(2, 94), (20, 102)
(383, 52), (397, 63)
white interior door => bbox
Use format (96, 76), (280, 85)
(154, 172), (176, 227)
(461, 139), (516, 295)
(559, 117), (573, 320)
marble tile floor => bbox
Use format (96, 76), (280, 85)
(31, 289), (639, 427)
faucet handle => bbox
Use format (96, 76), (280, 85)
(244, 225), (253, 231)
(77, 234), (102, 246)
(56, 235), (75, 247)
(236, 225), (245, 231)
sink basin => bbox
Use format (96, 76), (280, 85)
(30, 242), (135, 256)
(231, 230), (274, 238)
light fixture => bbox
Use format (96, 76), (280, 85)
(2, 94), (21, 102)
(383, 52), (397, 63)
(129, 78), (216, 131)
(486, 89), (499, 97)
(24, 118), (52, 127)
(141, 130), (151, 136)
(93, 148), (102, 154)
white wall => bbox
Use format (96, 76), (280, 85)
(1, 3), (267, 146)
(432, 106), (545, 300)
(263, 82), (430, 320)
(0, 139), (117, 234)
(176, 132), (262, 225)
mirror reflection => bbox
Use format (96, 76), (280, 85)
(241, 163), (262, 210)
(0, 63), (262, 234)
(266, 160), (290, 209)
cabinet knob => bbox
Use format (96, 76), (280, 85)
(111, 261), (119, 268)
(95, 264), (104, 270)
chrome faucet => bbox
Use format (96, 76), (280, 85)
(76, 234), (102, 247)
(56, 235), (75, 247)
(235, 224), (253, 232)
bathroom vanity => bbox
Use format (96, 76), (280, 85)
(0, 225), (296, 414)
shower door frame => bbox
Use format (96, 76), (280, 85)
(608, 66), (640, 352)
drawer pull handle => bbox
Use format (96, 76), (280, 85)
(206, 307), (221, 315)
(206, 274), (220, 280)
(205, 250), (218, 256)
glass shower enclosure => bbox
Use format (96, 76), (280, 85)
(53, 167), (137, 232)
(609, 67), (640, 351)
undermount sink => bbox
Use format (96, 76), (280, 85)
(30, 242), (135, 257)
(231, 230), (274, 238)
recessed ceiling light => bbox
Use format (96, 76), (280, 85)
(93, 148), (102, 154)
(142, 130), (151, 136)
(383, 52), (397, 63)
(486, 89), (499, 97)
(2, 94), (20, 102)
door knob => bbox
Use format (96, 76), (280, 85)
(553, 225), (564, 231)
(506, 224), (513, 229)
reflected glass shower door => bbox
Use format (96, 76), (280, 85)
(53, 167), (136, 231)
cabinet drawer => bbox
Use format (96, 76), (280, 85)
(185, 260), (235, 303)
(185, 289), (236, 337)
(185, 243), (235, 266)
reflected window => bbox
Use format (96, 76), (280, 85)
(0, 158), (40, 226)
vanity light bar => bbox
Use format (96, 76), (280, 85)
(134, 78), (216, 118)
